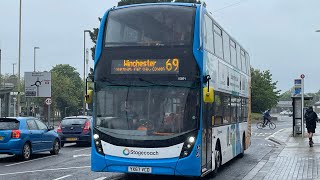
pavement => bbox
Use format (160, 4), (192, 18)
(243, 123), (320, 180)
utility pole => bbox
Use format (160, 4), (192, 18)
(0, 49), (2, 88)
(33, 47), (40, 72)
(83, 30), (90, 115)
(12, 63), (16, 75)
(17, 0), (22, 116)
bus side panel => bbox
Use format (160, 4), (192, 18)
(212, 123), (246, 165)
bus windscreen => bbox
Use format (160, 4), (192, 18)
(105, 5), (195, 47)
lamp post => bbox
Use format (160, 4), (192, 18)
(17, 0), (22, 116)
(0, 49), (1, 117)
(12, 63), (17, 75)
(33, 47), (40, 72)
(83, 30), (90, 115)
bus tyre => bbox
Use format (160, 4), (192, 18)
(213, 146), (222, 175)
(239, 135), (245, 158)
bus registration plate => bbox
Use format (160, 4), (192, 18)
(128, 166), (152, 174)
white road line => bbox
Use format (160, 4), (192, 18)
(73, 147), (91, 152)
(94, 177), (106, 180)
(0, 166), (90, 176)
(73, 154), (91, 158)
(52, 174), (72, 180)
(5, 155), (57, 167)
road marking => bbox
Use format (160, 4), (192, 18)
(5, 155), (57, 167)
(265, 128), (285, 145)
(73, 154), (91, 158)
(53, 174), (72, 180)
(94, 177), (106, 180)
(0, 166), (90, 176)
(73, 147), (91, 152)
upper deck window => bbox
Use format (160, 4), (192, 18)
(105, 5), (195, 47)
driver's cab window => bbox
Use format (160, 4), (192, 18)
(35, 120), (48, 130)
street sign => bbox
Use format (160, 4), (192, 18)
(300, 74), (305, 79)
(294, 79), (302, 86)
(25, 72), (51, 97)
(294, 79), (302, 95)
(294, 87), (301, 95)
(45, 98), (52, 105)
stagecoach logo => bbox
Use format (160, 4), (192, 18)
(123, 148), (130, 156)
(122, 148), (159, 156)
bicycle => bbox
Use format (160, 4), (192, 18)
(256, 119), (276, 129)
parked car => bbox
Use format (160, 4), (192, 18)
(0, 117), (60, 160)
(57, 116), (92, 147)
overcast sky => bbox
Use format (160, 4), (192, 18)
(0, 0), (319, 93)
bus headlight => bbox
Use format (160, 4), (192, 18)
(188, 136), (195, 143)
(94, 134), (99, 140)
(93, 132), (104, 155)
(180, 134), (197, 159)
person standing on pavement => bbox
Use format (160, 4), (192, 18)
(305, 106), (318, 147)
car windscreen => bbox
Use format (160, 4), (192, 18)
(0, 119), (20, 130)
(61, 119), (87, 126)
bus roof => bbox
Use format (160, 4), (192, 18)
(114, 2), (199, 10)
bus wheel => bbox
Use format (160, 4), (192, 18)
(213, 145), (222, 175)
(239, 134), (245, 158)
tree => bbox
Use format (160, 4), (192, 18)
(279, 87), (294, 101)
(88, 18), (101, 61)
(251, 68), (280, 113)
(50, 64), (83, 117)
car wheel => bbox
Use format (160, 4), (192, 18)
(50, 139), (60, 155)
(21, 143), (31, 161)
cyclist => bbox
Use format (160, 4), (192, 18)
(263, 109), (271, 127)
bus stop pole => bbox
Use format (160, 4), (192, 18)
(301, 78), (304, 137)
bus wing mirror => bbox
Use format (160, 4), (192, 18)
(203, 87), (214, 103)
(85, 90), (93, 104)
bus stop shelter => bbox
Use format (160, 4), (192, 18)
(291, 94), (313, 137)
(0, 85), (14, 117)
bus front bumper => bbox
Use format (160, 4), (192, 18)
(91, 147), (201, 177)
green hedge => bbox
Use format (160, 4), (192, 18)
(251, 113), (262, 121)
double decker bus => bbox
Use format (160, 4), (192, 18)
(88, 2), (251, 178)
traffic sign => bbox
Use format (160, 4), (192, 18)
(25, 72), (51, 97)
(294, 87), (301, 95)
(301, 74), (305, 79)
(45, 98), (52, 105)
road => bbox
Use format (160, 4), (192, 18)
(0, 115), (292, 180)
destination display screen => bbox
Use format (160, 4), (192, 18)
(111, 59), (180, 74)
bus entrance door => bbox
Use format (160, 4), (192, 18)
(201, 104), (213, 173)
